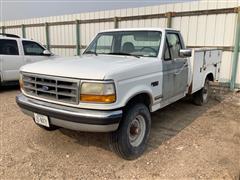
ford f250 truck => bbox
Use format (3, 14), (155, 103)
(0, 33), (55, 86)
(16, 28), (222, 160)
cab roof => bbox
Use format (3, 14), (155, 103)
(0, 35), (35, 41)
(100, 28), (179, 33)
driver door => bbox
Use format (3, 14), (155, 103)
(22, 40), (52, 64)
(162, 32), (188, 100)
(0, 39), (24, 81)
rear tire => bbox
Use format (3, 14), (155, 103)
(109, 103), (151, 160)
(192, 78), (210, 106)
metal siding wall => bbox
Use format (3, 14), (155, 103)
(170, 0), (238, 83)
(220, 13), (237, 83)
(0, 0), (239, 85)
(49, 24), (75, 44)
(5, 28), (22, 36)
(25, 26), (46, 44)
(237, 55), (240, 84)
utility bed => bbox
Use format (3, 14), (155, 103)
(190, 49), (222, 94)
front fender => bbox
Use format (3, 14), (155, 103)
(117, 84), (154, 108)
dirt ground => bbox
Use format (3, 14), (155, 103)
(0, 86), (239, 180)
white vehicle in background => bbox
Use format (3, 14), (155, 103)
(16, 28), (222, 160)
(0, 33), (55, 85)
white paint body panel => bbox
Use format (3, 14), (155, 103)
(21, 54), (162, 111)
(20, 29), (222, 112)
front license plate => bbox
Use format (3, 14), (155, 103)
(34, 113), (50, 127)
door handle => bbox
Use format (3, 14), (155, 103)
(174, 62), (188, 75)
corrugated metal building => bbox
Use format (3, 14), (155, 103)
(0, 0), (240, 89)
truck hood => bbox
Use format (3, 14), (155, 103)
(21, 55), (156, 80)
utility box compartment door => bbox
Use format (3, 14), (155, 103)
(190, 50), (205, 93)
(204, 50), (222, 81)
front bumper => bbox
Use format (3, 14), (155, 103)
(16, 94), (122, 132)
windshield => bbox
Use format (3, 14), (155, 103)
(84, 31), (162, 58)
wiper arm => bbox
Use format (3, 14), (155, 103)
(107, 52), (140, 58)
(84, 51), (98, 56)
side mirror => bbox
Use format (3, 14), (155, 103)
(179, 49), (192, 58)
(43, 50), (52, 56)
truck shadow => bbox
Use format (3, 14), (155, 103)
(60, 96), (221, 154)
(148, 97), (219, 151)
(0, 84), (19, 92)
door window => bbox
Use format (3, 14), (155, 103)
(22, 41), (45, 56)
(0, 39), (19, 55)
(166, 33), (182, 59)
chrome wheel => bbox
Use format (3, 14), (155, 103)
(128, 115), (146, 147)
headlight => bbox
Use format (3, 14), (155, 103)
(80, 82), (116, 103)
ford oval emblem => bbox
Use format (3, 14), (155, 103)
(42, 85), (49, 91)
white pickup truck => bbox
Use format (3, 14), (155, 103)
(0, 33), (54, 85)
(16, 28), (221, 160)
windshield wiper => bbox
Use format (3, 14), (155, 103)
(84, 51), (98, 56)
(106, 52), (140, 58)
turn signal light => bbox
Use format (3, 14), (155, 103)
(80, 94), (116, 103)
(19, 78), (24, 90)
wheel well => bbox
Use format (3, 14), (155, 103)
(206, 73), (214, 81)
(125, 93), (151, 110)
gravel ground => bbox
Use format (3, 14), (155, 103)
(0, 86), (239, 179)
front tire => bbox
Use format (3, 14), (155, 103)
(109, 103), (151, 160)
(192, 78), (210, 106)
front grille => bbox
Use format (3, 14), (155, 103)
(22, 73), (80, 104)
